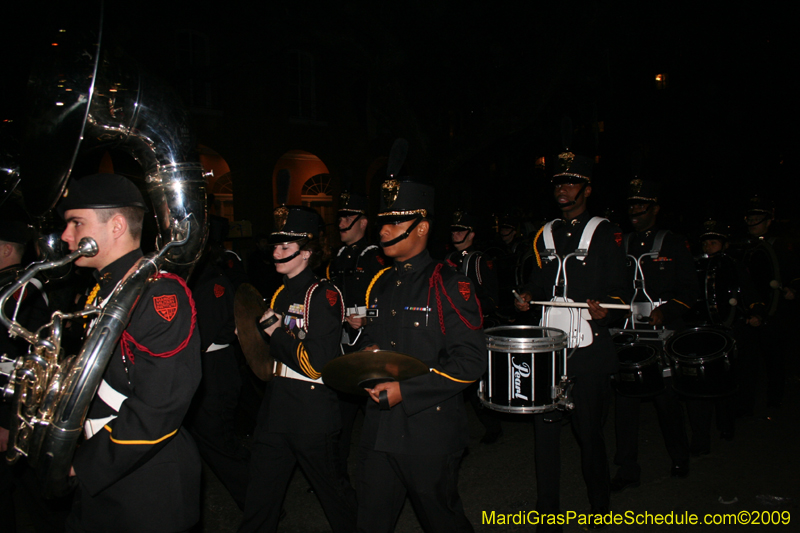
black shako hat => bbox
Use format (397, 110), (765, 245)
(377, 178), (434, 224)
(450, 209), (478, 232)
(745, 196), (773, 217)
(627, 179), (661, 204)
(0, 220), (35, 244)
(700, 219), (729, 241)
(338, 191), (368, 217)
(269, 205), (322, 245)
(57, 173), (148, 217)
(551, 151), (593, 185)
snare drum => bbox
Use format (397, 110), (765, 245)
(480, 325), (567, 413)
(665, 327), (737, 398)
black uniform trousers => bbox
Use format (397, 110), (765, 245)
(186, 345), (250, 510)
(239, 431), (356, 533)
(613, 383), (689, 480)
(534, 368), (613, 515)
(356, 445), (473, 533)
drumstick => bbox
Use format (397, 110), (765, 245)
(531, 300), (631, 310)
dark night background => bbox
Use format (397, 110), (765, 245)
(2, 0), (798, 250)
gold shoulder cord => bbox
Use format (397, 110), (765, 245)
(270, 285), (285, 309)
(533, 225), (546, 269)
(365, 267), (392, 308)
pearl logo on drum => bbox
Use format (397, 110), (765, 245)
(511, 358), (531, 400)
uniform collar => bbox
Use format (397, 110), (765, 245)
(558, 210), (592, 228)
(94, 249), (143, 297)
(394, 249), (432, 275)
(283, 267), (315, 292)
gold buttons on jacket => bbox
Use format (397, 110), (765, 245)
(390, 341), (396, 347)
(396, 280), (402, 286)
(414, 322), (419, 327)
(436, 406), (441, 411)
(391, 310), (396, 316)
(310, 385), (315, 389)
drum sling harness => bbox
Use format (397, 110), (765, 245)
(540, 217), (606, 349)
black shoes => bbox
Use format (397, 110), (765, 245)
(671, 463), (690, 479)
(609, 476), (640, 493)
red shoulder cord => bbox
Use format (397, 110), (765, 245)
(427, 263), (483, 335)
(119, 272), (197, 364)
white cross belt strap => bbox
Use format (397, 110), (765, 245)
(543, 217), (607, 261)
(206, 343), (230, 353)
(274, 362), (324, 384)
(84, 379), (128, 438)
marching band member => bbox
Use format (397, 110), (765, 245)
(239, 206), (356, 533)
(515, 152), (629, 531)
(355, 178), (487, 533)
(610, 179), (694, 492)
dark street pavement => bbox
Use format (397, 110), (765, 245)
(14, 338), (798, 533)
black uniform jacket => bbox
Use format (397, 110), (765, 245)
(327, 237), (388, 309)
(357, 249), (487, 455)
(257, 268), (344, 435)
(521, 212), (630, 375)
(446, 246), (500, 316)
(72, 249), (202, 533)
(625, 228), (698, 328)
(190, 260), (237, 351)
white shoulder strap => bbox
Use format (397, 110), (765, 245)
(542, 220), (557, 257)
(651, 230), (669, 255)
(575, 217), (608, 260)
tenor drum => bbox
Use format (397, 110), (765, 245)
(480, 325), (567, 413)
(665, 327), (737, 398)
(613, 340), (665, 397)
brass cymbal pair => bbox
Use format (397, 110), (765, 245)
(234, 283), (428, 392)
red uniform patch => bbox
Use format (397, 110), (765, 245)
(486, 259), (494, 270)
(153, 294), (179, 321)
(614, 232), (623, 246)
(376, 256), (385, 266)
(458, 281), (471, 301)
(214, 284), (225, 298)
(326, 289), (338, 306)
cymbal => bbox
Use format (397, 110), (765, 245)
(234, 283), (274, 381)
(322, 350), (429, 395)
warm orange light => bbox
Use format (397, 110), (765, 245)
(51, 42), (59, 46)
(655, 74), (662, 82)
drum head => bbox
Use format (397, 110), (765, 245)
(617, 344), (658, 366)
(485, 325), (567, 352)
(666, 327), (734, 363)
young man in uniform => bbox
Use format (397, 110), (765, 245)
(59, 173), (202, 533)
(355, 178), (487, 533)
(446, 209), (502, 444)
(610, 179), (694, 492)
(326, 190), (388, 469)
(515, 152), (629, 531)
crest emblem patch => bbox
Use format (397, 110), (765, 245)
(153, 294), (179, 321)
(458, 281), (471, 301)
(326, 289), (339, 306)
(382, 179), (400, 209)
(614, 232), (623, 247)
(629, 178), (643, 194)
(214, 284), (225, 298)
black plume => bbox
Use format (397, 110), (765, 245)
(387, 138), (408, 178)
(276, 169), (291, 206)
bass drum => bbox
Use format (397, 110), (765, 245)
(612, 334), (665, 397)
(695, 254), (741, 327)
(665, 327), (737, 398)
